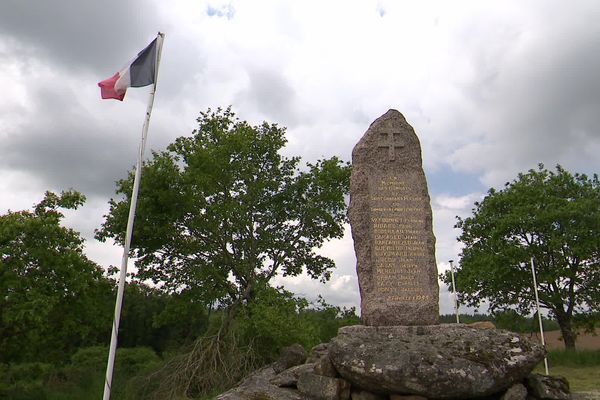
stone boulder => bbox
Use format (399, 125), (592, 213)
(526, 373), (570, 400)
(329, 325), (545, 399)
(501, 383), (528, 400)
(274, 343), (308, 373)
(468, 321), (496, 329)
(307, 343), (330, 363)
(216, 365), (307, 400)
(271, 363), (316, 388)
(297, 372), (351, 400)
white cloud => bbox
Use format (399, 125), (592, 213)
(432, 193), (481, 270)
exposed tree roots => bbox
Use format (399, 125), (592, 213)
(137, 326), (260, 399)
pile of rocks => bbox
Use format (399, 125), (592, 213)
(217, 324), (571, 400)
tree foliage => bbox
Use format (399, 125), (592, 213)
(118, 282), (210, 352)
(97, 107), (351, 313)
(442, 164), (600, 349)
(0, 191), (111, 362)
(236, 287), (359, 362)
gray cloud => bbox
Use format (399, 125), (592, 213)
(441, 4), (600, 187)
(0, 83), (142, 199)
(234, 66), (298, 126)
(0, 3), (180, 201)
(1, 132), (134, 200)
(0, 0), (161, 72)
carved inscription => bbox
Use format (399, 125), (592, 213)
(378, 132), (405, 161)
(370, 175), (431, 302)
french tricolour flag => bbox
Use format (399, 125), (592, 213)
(98, 37), (158, 101)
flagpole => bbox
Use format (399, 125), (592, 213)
(103, 32), (165, 400)
(449, 259), (460, 323)
(530, 257), (549, 375)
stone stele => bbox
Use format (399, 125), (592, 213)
(348, 109), (439, 326)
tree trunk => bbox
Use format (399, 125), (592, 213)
(219, 281), (255, 334)
(555, 313), (577, 350)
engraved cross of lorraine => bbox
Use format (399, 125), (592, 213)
(378, 132), (405, 161)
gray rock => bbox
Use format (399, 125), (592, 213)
(314, 355), (339, 378)
(216, 365), (307, 400)
(351, 389), (387, 400)
(469, 321), (496, 329)
(329, 325), (545, 399)
(274, 343), (308, 373)
(270, 363), (315, 387)
(297, 372), (351, 400)
(390, 395), (428, 400)
(526, 373), (570, 400)
(307, 343), (330, 363)
(348, 109), (439, 326)
(501, 383), (528, 400)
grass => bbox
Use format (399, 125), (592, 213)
(534, 365), (600, 391)
(546, 349), (600, 367)
(534, 350), (600, 392)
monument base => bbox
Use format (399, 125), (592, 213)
(217, 324), (567, 400)
(329, 324), (545, 398)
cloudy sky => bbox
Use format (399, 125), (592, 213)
(2, 0), (600, 316)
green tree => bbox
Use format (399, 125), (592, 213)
(443, 164), (600, 349)
(236, 289), (359, 363)
(118, 283), (210, 353)
(299, 296), (360, 343)
(0, 191), (112, 362)
(97, 107), (351, 322)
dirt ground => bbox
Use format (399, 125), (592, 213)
(526, 330), (600, 350)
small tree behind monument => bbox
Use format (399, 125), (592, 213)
(97, 107), (351, 396)
(98, 107), (350, 316)
(443, 164), (600, 349)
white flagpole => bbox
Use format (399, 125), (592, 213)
(530, 257), (549, 375)
(103, 32), (165, 400)
(449, 260), (460, 323)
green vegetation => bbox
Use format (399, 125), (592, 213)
(1, 109), (355, 398)
(97, 107), (351, 322)
(0, 299), (358, 399)
(0, 347), (159, 399)
(93, 107), (352, 397)
(442, 164), (600, 349)
(536, 366), (599, 391)
(536, 350), (600, 391)
(0, 191), (112, 364)
(546, 349), (600, 367)
(130, 289), (359, 399)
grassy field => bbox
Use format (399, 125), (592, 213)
(535, 347), (600, 392)
(535, 365), (600, 391)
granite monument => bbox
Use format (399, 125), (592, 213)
(348, 109), (439, 326)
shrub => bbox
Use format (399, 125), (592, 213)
(0, 362), (52, 400)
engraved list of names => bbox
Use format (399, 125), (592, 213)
(370, 174), (431, 303)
